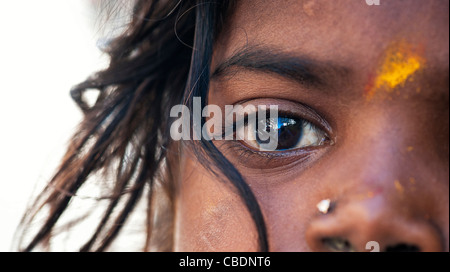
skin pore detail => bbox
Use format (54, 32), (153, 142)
(365, 40), (426, 100)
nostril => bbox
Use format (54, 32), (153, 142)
(321, 237), (355, 252)
(305, 197), (443, 252)
(385, 243), (421, 252)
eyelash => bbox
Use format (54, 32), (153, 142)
(219, 109), (332, 159)
(218, 136), (321, 168)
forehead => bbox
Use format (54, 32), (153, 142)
(216, 0), (449, 71)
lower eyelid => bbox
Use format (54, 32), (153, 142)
(217, 139), (324, 170)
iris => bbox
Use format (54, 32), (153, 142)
(256, 117), (303, 150)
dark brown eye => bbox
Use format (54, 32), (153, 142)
(244, 115), (328, 152)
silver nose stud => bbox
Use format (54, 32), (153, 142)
(316, 199), (331, 214)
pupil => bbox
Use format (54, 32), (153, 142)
(256, 117), (303, 150)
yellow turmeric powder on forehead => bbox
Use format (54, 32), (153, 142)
(366, 40), (425, 100)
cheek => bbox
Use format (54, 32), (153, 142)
(249, 177), (319, 251)
(173, 154), (257, 251)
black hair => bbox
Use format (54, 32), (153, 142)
(16, 0), (268, 252)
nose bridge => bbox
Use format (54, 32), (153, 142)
(338, 107), (443, 217)
(336, 107), (426, 197)
(349, 112), (411, 182)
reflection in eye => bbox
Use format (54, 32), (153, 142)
(242, 115), (328, 152)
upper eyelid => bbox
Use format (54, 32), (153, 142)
(224, 110), (312, 133)
(236, 100), (333, 137)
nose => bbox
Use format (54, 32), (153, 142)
(305, 195), (443, 252)
(302, 104), (448, 252)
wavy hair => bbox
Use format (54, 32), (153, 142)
(16, 0), (268, 252)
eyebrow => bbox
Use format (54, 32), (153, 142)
(211, 46), (350, 89)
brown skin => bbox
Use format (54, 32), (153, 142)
(174, 0), (449, 251)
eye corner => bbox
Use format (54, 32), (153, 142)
(321, 132), (336, 147)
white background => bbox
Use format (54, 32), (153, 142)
(0, 1), (108, 251)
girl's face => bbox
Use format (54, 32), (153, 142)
(174, 0), (449, 251)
